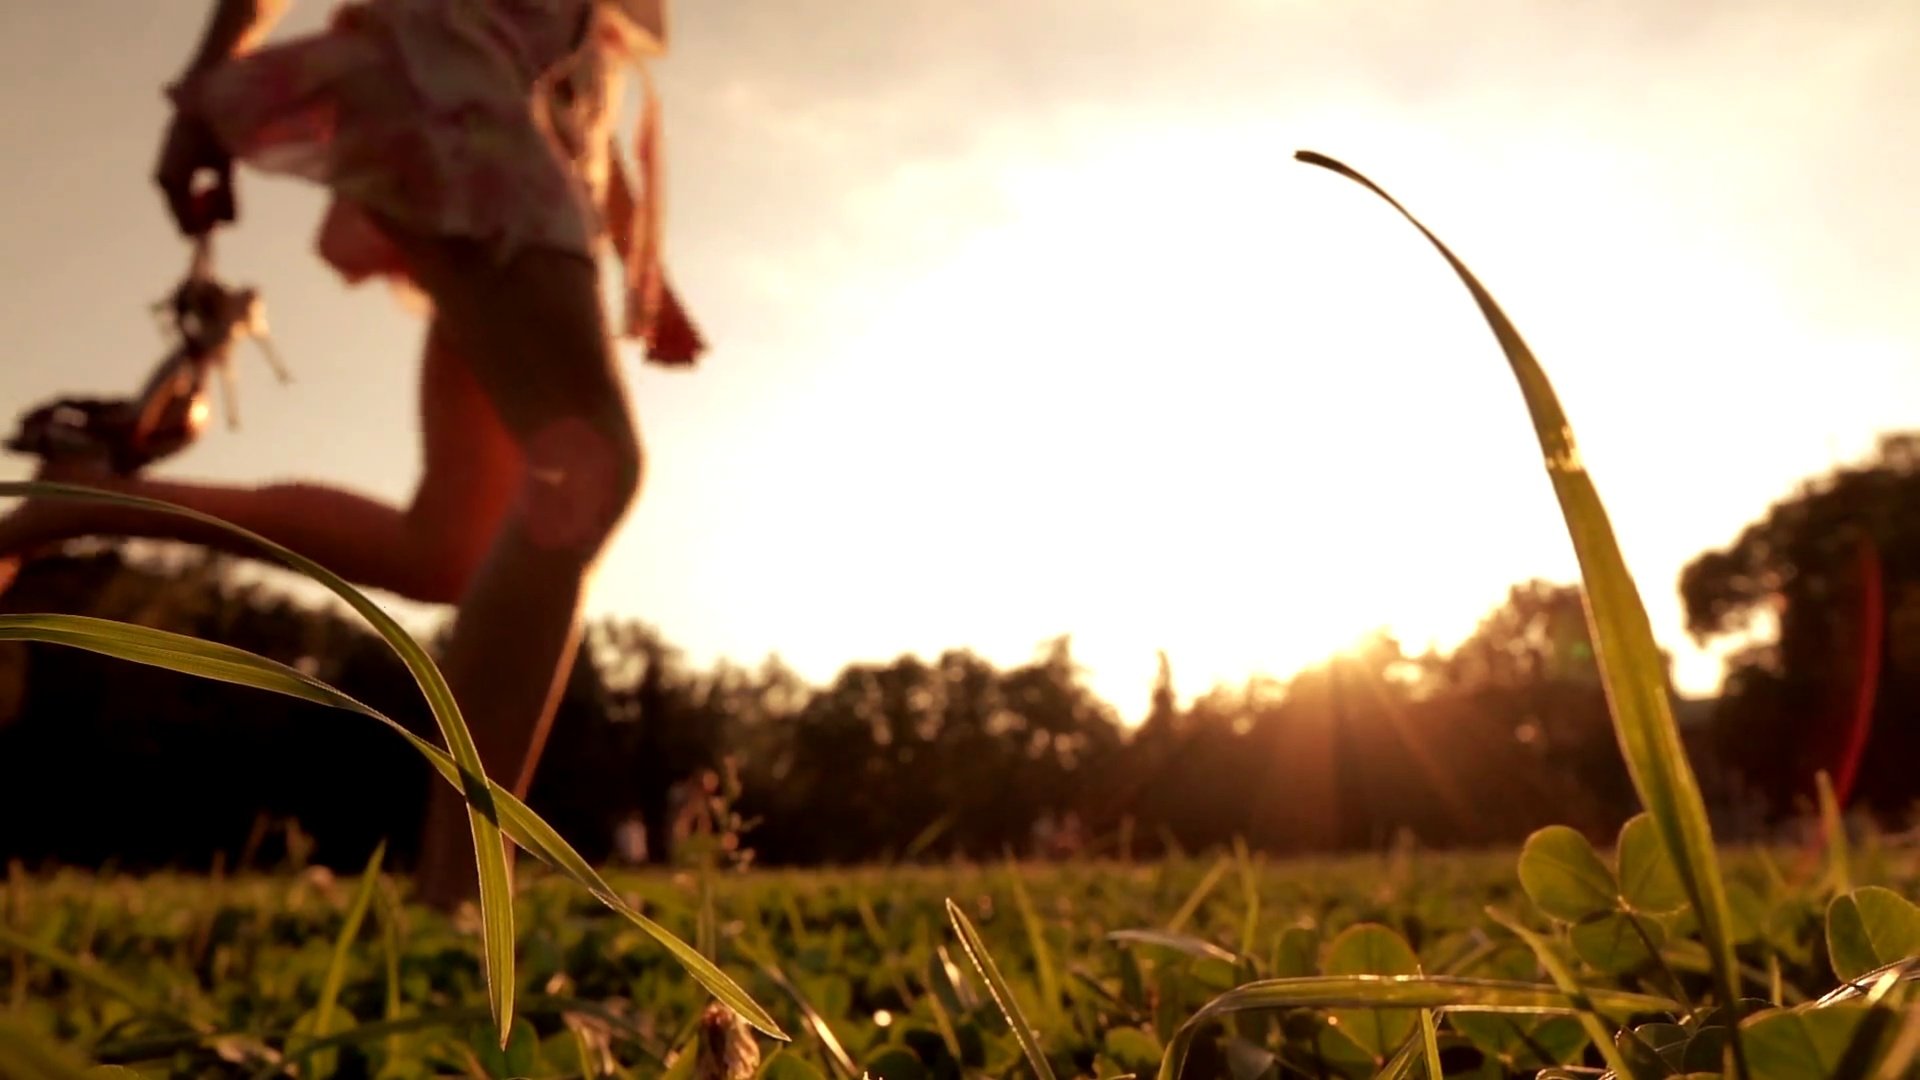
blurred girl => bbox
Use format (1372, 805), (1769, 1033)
(0, 0), (701, 908)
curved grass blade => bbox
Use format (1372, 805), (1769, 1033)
(736, 943), (859, 1080)
(0, 479), (515, 1045)
(303, 840), (386, 1072)
(1290, 153), (1746, 1073)
(0, 613), (787, 1041)
(947, 898), (1059, 1080)
(1153, 975), (1675, 1080)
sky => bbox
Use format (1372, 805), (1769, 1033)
(0, 0), (1916, 720)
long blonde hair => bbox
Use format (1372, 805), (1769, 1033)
(537, 1), (697, 363)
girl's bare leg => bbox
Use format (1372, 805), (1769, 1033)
(0, 321), (521, 605)
(371, 226), (643, 910)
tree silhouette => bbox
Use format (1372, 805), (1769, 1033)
(1681, 432), (1920, 821)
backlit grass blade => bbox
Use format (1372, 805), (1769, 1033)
(1153, 975), (1676, 1080)
(304, 840), (386, 1071)
(741, 949), (860, 1080)
(0, 613), (787, 1042)
(0, 479), (515, 1045)
(947, 898), (1059, 1080)
(1290, 153), (1746, 1064)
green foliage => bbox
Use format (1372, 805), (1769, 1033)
(1322, 923), (1421, 1061)
(1520, 827), (1621, 923)
(1681, 435), (1920, 822)
(8, 847), (1920, 1078)
(1618, 814), (1689, 916)
(946, 898), (1058, 1080)
(1826, 888), (1920, 984)
(1739, 1004), (1899, 1080)
(1570, 913), (1665, 977)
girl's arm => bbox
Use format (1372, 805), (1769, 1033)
(176, 0), (291, 82)
(156, 0), (287, 235)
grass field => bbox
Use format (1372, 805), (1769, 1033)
(2, 836), (1915, 1079)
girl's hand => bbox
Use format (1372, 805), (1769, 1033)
(153, 100), (236, 237)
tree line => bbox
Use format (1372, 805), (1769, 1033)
(3, 433), (1917, 874)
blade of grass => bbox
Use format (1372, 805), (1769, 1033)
(303, 840), (386, 1071)
(781, 891), (810, 951)
(1484, 909), (1634, 1079)
(1233, 838), (1260, 964)
(1006, 859), (1062, 1023)
(1418, 1010), (1442, 1079)
(852, 890), (917, 1007)
(1166, 856), (1231, 936)
(947, 898), (1059, 1080)
(1373, 1029), (1423, 1080)
(853, 889), (962, 1061)
(739, 948), (859, 1080)
(375, 877), (406, 1068)
(901, 814), (955, 863)
(1153, 974), (1675, 1080)
(1819, 769), (1852, 893)
(0, 613), (787, 1041)
(1291, 152), (1746, 1076)
(0, 479), (515, 1045)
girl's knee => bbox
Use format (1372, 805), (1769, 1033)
(516, 413), (642, 555)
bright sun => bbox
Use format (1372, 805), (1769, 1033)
(584, 103), (1864, 719)
(664, 119), (1609, 715)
